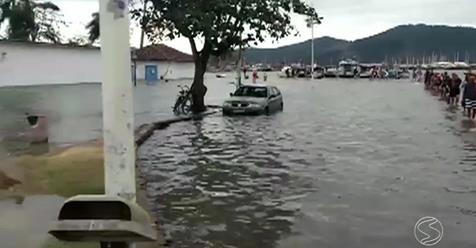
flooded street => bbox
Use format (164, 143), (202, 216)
(0, 74), (476, 247)
(139, 76), (476, 247)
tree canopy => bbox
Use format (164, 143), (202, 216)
(0, 0), (64, 43)
(137, 0), (319, 56)
(135, 0), (319, 112)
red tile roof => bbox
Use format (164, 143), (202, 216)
(134, 44), (194, 62)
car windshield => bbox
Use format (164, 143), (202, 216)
(233, 87), (268, 98)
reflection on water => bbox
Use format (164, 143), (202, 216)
(139, 78), (476, 248)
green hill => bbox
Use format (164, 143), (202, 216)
(244, 24), (476, 65)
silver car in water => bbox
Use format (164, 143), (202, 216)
(223, 84), (284, 115)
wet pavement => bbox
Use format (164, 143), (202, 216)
(138, 75), (476, 247)
(1, 73), (476, 247)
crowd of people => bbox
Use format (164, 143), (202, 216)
(424, 70), (476, 119)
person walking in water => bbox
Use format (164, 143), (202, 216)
(252, 69), (259, 84)
(449, 73), (462, 106)
(464, 74), (476, 120)
(461, 74), (468, 113)
(263, 72), (268, 82)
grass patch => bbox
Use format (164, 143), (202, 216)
(17, 146), (104, 197)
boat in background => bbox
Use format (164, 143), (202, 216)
(279, 66), (292, 78)
(338, 59), (359, 78)
(431, 61), (455, 69)
(296, 68), (307, 78)
(453, 62), (470, 70)
(324, 66), (338, 78)
(252, 63), (273, 72)
(313, 65), (325, 79)
(359, 64), (377, 78)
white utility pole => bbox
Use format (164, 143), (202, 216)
(311, 23), (314, 79)
(308, 14), (321, 79)
(237, 44), (243, 87)
(99, 0), (136, 202)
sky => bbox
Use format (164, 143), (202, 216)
(53, 0), (476, 54)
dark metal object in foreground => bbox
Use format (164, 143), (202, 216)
(48, 195), (156, 244)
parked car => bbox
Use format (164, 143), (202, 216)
(223, 84), (284, 115)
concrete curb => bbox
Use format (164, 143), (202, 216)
(134, 109), (220, 147)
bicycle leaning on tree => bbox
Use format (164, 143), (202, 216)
(172, 85), (193, 115)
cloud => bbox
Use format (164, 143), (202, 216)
(50, 0), (476, 53)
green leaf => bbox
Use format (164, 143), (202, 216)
(136, 0), (320, 56)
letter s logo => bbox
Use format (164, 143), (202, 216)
(414, 216), (444, 246)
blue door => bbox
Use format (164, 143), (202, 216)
(145, 65), (158, 85)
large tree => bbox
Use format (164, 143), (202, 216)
(0, 0), (63, 43)
(136, 0), (319, 113)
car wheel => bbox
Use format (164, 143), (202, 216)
(265, 106), (270, 115)
(280, 102), (284, 111)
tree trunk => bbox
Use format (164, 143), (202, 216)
(189, 39), (211, 113)
(191, 58), (207, 113)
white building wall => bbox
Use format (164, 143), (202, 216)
(136, 61), (194, 81)
(0, 43), (102, 86)
(0, 43), (195, 87)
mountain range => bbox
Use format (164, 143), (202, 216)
(244, 24), (476, 65)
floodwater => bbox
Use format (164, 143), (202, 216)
(0, 73), (475, 247)
(0, 74), (235, 248)
(139, 75), (476, 247)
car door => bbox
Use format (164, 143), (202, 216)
(268, 87), (279, 112)
(266, 87), (274, 111)
(273, 87), (283, 111)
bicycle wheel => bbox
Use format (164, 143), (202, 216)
(181, 97), (192, 115)
(173, 96), (183, 115)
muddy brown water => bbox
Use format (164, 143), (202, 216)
(0, 73), (475, 247)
